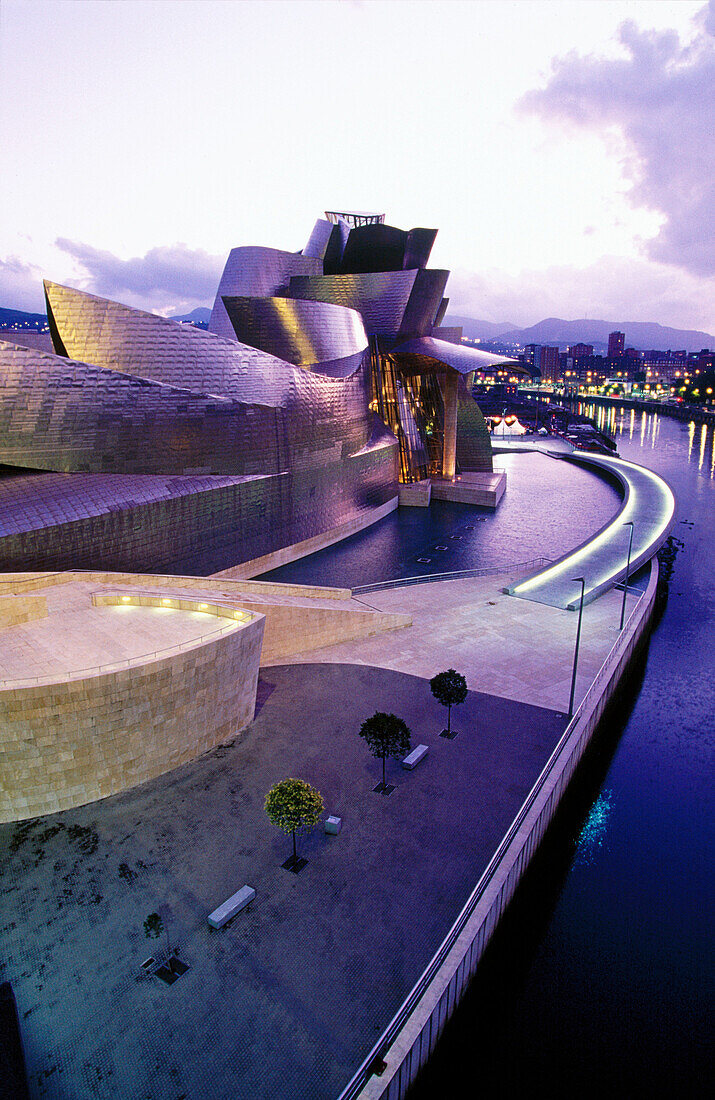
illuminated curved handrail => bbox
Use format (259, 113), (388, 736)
(506, 452), (675, 609)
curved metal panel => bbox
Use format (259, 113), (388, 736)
(403, 228), (438, 271)
(322, 220), (351, 275)
(456, 382), (494, 473)
(399, 269), (449, 337)
(221, 296), (367, 376)
(303, 219), (334, 260)
(44, 281), (366, 408)
(393, 336), (521, 374)
(288, 270), (418, 336)
(434, 297), (449, 327)
(208, 247), (322, 339)
(339, 224), (408, 274)
(0, 324), (375, 477)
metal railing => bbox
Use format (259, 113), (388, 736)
(352, 557), (553, 595)
(337, 567), (655, 1100)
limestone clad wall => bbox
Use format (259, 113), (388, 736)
(0, 615), (264, 822)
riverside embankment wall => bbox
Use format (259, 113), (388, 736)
(348, 558), (660, 1100)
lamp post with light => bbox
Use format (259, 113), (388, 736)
(620, 521), (634, 631)
(567, 577), (586, 718)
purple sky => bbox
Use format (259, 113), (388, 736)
(0, 0), (712, 333)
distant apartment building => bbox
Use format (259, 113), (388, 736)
(608, 331), (625, 357)
(567, 343), (594, 358)
(522, 344), (561, 383)
(539, 345), (561, 382)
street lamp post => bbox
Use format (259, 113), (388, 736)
(567, 577), (586, 717)
(620, 521), (635, 631)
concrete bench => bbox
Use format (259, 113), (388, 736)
(208, 885), (255, 929)
(402, 744), (428, 770)
(325, 815), (342, 835)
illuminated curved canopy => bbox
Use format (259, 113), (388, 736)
(392, 335), (522, 374)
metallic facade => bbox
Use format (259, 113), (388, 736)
(208, 247), (322, 341)
(0, 208), (515, 572)
(221, 296), (368, 377)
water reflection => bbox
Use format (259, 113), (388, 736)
(574, 788), (613, 866)
(571, 398), (714, 480)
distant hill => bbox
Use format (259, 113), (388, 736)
(169, 307), (211, 324)
(0, 304), (212, 330)
(454, 315), (714, 354)
(444, 314), (517, 341)
(0, 307), (48, 331)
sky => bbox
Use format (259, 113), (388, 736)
(0, 0), (713, 334)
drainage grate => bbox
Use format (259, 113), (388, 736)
(416, 557), (432, 564)
(450, 535), (462, 540)
(434, 545), (448, 551)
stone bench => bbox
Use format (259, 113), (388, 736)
(208, 885), (256, 929)
(402, 744), (428, 770)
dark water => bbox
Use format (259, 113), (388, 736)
(264, 407), (714, 1097)
(409, 406), (715, 1099)
(260, 452), (622, 587)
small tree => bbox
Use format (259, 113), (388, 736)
(144, 911), (170, 957)
(265, 778), (323, 869)
(430, 669), (468, 738)
(359, 712), (411, 791)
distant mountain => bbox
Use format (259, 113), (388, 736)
(0, 304), (213, 330)
(444, 314), (517, 341)
(0, 307), (48, 331)
(169, 307), (211, 324)
(476, 317), (713, 354)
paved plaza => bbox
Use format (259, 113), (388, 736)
(277, 575), (640, 713)
(0, 661), (565, 1100)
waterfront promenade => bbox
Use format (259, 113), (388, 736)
(505, 451), (674, 609)
(0, 571), (641, 1100)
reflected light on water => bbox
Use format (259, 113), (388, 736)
(699, 423), (707, 471)
(629, 409), (635, 440)
(574, 788), (614, 866)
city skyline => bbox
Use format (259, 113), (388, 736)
(1, 0), (713, 332)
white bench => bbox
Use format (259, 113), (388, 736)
(402, 744), (428, 770)
(208, 885), (255, 929)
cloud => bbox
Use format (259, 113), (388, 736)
(448, 256), (715, 336)
(0, 256), (46, 313)
(520, 1), (715, 277)
(54, 240), (224, 315)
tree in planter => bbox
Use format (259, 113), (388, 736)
(144, 911), (170, 958)
(265, 778), (323, 871)
(430, 669), (467, 738)
(359, 712), (411, 792)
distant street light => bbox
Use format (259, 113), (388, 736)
(620, 522), (635, 631)
(568, 577), (586, 718)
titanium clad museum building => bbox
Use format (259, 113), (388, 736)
(0, 211), (514, 576)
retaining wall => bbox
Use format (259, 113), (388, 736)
(0, 614), (264, 822)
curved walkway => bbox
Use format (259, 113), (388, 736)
(504, 450), (675, 609)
